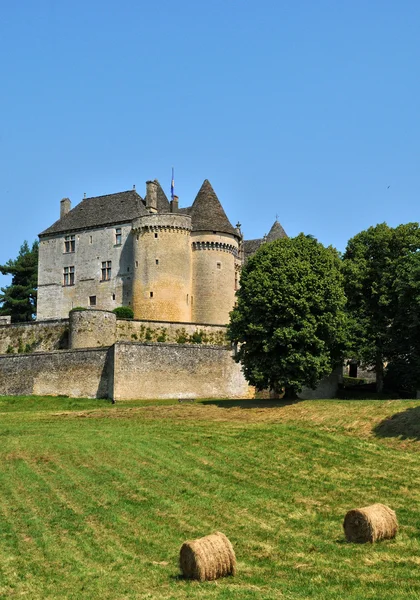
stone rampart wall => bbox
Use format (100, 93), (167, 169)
(112, 342), (251, 400)
(0, 319), (69, 355)
(116, 319), (228, 345)
(0, 348), (111, 398)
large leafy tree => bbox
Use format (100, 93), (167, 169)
(228, 234), (347, 398)
(0, 240), (39, 322)
(342, 222), (420, 392)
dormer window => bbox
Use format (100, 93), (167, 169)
(64, 235), (75, 253)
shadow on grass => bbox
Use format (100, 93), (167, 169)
(373, 406), (420, 440)
(200, 398), (302, 409)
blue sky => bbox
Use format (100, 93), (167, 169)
(1, 0), (419, 290)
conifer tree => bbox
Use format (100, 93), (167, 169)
(0, 241), (39, 322)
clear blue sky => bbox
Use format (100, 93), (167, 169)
(1, 0), (419, 290)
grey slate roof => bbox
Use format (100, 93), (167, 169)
(243, 220), (287, 262)
(40, 190), (148, 237)
(266, 220), (287, 242)
(243, 238), (264, 261)
(190, 180), (238, 236)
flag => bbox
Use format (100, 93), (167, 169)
(171, 167), (175, 200)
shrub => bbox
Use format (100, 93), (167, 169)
(157, 328), (167, 343)
(145, 328), (153, 341)
(6, 344), (14, 354)
(342, 376), (367, 387)
(176, 328), (188, 344)
(190, 331), (202, 344)
(112, 307), (134, 319)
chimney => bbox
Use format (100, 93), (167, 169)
(60, 198), (71, 218)
(170, 195), (179, 213)
(146, 180), (158, 213)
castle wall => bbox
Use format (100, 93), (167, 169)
(0, 343), (250, 400)
(0, 348), (112, 398)
(0, 319), (69, 354)
(116, 319), (227, 345)
(112, 342), (251, 400)
(191, 232), (238, 325)
(298, 367), (342, 400)
(132, 214), (192, 322)
(69, 310), (117, 349)
(37, 223), (134, 320)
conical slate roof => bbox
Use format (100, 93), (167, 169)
(40, 190), (147, 237)
(266, 219), (287, 242)
(190, 180), (237, 236)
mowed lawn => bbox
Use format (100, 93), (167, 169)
(0, 397), (420, 599)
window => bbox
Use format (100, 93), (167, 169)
(64, 235), (75, 253)
(101, 261), (111, 281)
(155, 259), (159, 265)
(150, 291), (153, 298)
(154, 233), (158, 239)
(115, 228), (122, 245)
(63, 266), (74, 286)
(112, 293), (116, 301)
(217, 262), (221, 269)
(89, 235), (93, 244)
(89, 295), (96, 307)
(135, 261), (139, 268)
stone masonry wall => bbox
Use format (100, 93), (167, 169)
(37, 223), (134, 320)
(112, 342), (251, 400)
(0, 319), (69, 355)
(0, 348), (112, 398)
(116, 319), (228, 345)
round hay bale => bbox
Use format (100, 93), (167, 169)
(343, 503), (398, 543)
(179, 531), (236, 581)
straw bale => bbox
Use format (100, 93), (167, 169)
(343, 503), (398, 543)
(179, 531), (236, 581)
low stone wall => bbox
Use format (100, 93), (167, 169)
(0, 348), (112, 398)
(0, 319), (69, 355)
(112, 342), (250, 400)
(116, 319), (228, 346)
(299, 367), (342, 400)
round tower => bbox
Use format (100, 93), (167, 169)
(191, 233), (239, 324)
(132, 213), (192, 322)
(189, 180), (240, 325)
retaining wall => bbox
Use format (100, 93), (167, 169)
(112, 342), (250, 400)
(0, 348), (112, 398)
(0, 319), (69, 355)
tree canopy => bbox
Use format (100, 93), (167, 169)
(342, 222), (420, 393)
(228, 234), (347, 398)
(0, 240), (39, 322)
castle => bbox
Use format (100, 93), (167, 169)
(37, 179), (286, 324)
(0, 178), (341, 401)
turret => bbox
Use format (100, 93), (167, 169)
(189, 180), (240, 325)
(131, 213), (192, 322)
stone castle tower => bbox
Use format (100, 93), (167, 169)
(37, 179), (286, 324)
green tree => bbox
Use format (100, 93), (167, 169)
(0, 240), (39, 322)
(342, 222), (420, 393)
(228, 234), (347, 398)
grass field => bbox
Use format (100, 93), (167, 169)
(0, 396), (420, 599)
